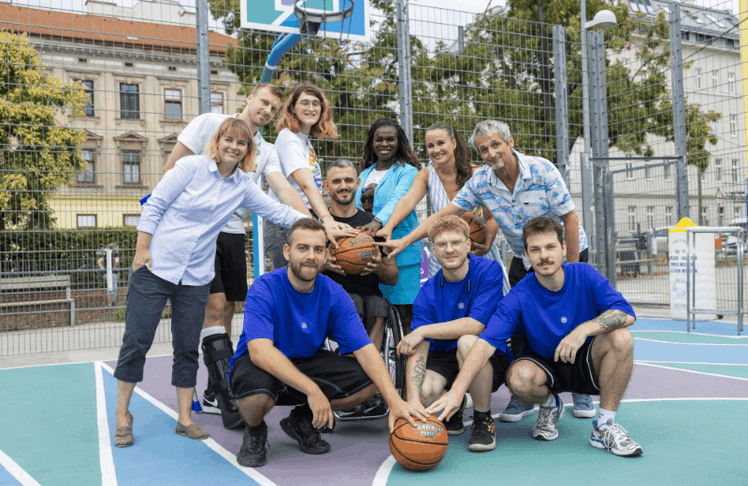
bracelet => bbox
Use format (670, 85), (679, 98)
(320, 215), (333, 224)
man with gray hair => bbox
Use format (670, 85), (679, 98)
(378, 119), (593, 421)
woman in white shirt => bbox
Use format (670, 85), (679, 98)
(265, 81), (354, 268)
(112, 118), (307, 448)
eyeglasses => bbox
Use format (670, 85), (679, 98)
(298, 100), (321, 108)
(433, 239), (468, 251)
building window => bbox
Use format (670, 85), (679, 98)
(75, 79), (94, 117)
(77, 150), (95, 184)
(665, 206), (673, 227)
(695, 69), (702, 89)
(712, 120), (719, 136)
(728, 73), (736, 94)
(736, 207), (742, 220)
(210, 92), (224, 114)
(123, 152), (141, 184)
(712, 71), (718, 92)
(716, 159), (722, 182)
(164, 88), (182, 120)
(701, 207), (708, 226)
(120, 83), (140, 119)
(646, 206), (654, 229)
(628, 206), (636, 232)
(730, 115), (737, 137)
(718, 205), (725, 226)
(77, 214), (97, 228)
(664, 163), (672, 181)
(733, 159), (739, 183)
(645, 166), (653, 180)
(626, 162), (634, 180)
(123, 214), (141, 227)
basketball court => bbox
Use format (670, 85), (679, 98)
(1, 312), (747, 486)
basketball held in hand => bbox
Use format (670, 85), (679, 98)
(329, 233), (378, 274)
(389, 415), (448, 472)
(460, 212), (486, 245)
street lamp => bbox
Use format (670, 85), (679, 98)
(580, 3), (617, 261)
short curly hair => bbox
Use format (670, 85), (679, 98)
(428, 214), (470, 242)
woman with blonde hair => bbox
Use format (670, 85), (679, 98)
(112, 118), (307, 449)
(265, 81), (355, 268)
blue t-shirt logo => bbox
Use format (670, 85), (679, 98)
(301, 323), (308, 329)
(458, 302), (465, 310)
(561, 316), (568, 324)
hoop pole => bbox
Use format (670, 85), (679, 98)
(253, 32), (302, 280)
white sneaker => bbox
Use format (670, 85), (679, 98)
(590, 419), (643, 457)
(532, 395), (564, 441)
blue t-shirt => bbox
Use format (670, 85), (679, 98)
(229, 268), (371, 368)
(412, 255), (505, 352)
(480, 263), (635, 359)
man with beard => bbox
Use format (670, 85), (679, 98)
(322, 160), (399, 418)
(227, 219), (427, 467)
(397, 215), (509, 452)
(427, 217), (642, 457)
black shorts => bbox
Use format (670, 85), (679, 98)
(349, 294), (389, 335)
(427, 349), (510, 393)
(510, 337), (600, 395)
(229, 350), (373, 405)
(210, 232), (248, 301)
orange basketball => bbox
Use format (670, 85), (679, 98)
(460, 212), (486, 245)
(389, 415), (448, 472)
(329, 232), (378, 274)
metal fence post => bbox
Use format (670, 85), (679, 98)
(553, 25), (569, 186)
(670, 4), (689, 220)
(196, 0), (211, 115)
(589, 30), (613, 281)
(396, 0), (413, 143)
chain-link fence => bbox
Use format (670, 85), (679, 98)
(1, 0), (746, 356)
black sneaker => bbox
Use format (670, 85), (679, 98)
(201, 388), (221, 415)
(280, 406), (331, 455)
(335, 404), (366, 420)
(237, 421), (268, 467)
(469, 414), (496, 452)
(362, 397), (389, 417)
(444, 395), (467, 436)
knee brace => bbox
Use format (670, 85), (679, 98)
(202, 333), (243, 428)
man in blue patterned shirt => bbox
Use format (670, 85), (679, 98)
(378, 119), (593, 420)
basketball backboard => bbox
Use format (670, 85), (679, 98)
(244, 0), (370, 41)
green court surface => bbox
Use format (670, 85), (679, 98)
(385, 400), (746, 486)
(649, 362), (748, 380)
(631, 331), (748, 345)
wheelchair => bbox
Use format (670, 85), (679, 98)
(323, 302), (406, 429)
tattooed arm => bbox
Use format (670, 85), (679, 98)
(405, 341), (431, 408)
(554, 309), (636, 364)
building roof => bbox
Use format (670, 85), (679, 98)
(0, 4), (237, 56)
(626, 0), (739, 39)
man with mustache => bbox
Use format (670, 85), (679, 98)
(378, 119), (594, 421)
(321, 160), (399, 418)
(427, 217), (642, 457)
(226, 219), (427, 467)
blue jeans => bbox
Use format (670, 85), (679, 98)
(113, 266), (210, 387)
(263, 220), (290, 270)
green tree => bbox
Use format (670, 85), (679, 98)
(0, 31), (87, 230)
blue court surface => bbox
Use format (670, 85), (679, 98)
(1, 315), (747, 486)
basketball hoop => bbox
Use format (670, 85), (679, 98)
(294, 0), (355, 36)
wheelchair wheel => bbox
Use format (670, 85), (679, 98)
(384, 306), (406, 399)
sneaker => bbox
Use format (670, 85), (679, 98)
(201, 388), (221, 415)
(362, 397), (389, 417)
(499, 396), (535, 423)
(335, 404), (366, 419)
(468, 414), (496, 452)
(532, 395), (564, 441)
(572, 393), (597, 418)
(280, 406), (332, 455)
(590, 420), (643, 457)
(444, 395), (467, 436)
(237, 421), (268, 467)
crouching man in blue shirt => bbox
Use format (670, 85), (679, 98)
(228, 218), (427, 467)
(428, 216), (642, 457)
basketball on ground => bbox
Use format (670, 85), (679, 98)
(389, 415), (448, 472)
(460, 212), (486, 245)
(329, 232), (378, 274)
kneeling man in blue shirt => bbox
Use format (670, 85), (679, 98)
(397, 215), (509, 453)
(428, 216), (642, 457)
(228, 218), (426, 467)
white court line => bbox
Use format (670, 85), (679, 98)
(631, 330), (748, 339)
(372, 456), (398, 486)
(636, 359), (748, 366)
(0, 450), (41, 486)
(94, 362), (118, 486)
(633, 337), (748, 346)
(99, 363), (278, 486)
(636, 361), (748, 381)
